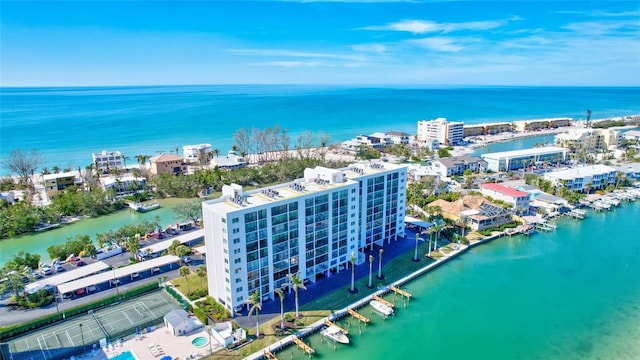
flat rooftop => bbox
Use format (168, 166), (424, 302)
(544, 165), (617, 180)
(204, 162), (405, 213)
(482, 146), (568, 159)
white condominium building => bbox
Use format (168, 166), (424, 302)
(183, 144), (213, 164)
(92, 150), (124, 173)
(202, 162), (407, 312)
(417, 117), (464, 145)
(543, 165), (618, 192)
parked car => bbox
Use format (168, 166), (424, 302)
(62, 292), (73, 299)
(31, 270), (43, 279)
(182, 256), (192, 264)
(75, 288), (86, 296)
(40, 265), (52, 275)
(70, 257), (85, 266)
(87, 285), (97, 292)
(53, 263), (64, 272)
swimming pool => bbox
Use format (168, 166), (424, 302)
(191, 336), (209, 347)
(109, 350), (140, 360)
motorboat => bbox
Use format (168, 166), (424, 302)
(321, 325), (349, 344)
(370, 300), (394, 316)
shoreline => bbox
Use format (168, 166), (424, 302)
(243, 230), (509, 360)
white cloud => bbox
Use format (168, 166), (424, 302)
(365, 17), (513, 34)
(407, 37), (464, 52)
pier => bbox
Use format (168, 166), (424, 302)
(390, 285), (412, 299)
(347, 308), (370, 324)
(292, 336), (315, 356)
(372, 295), (394, 308)
(264, 349), (279, 360)
(324, 320), (349, 334)
(533, 222), (556, 232)
(567, 208), (586, 219)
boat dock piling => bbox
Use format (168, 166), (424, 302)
(347, 308), (370, 324)
(292, 336), (315, 356)
(372, 295), (394, 308)
(325, 320), (349, 335)
(534, 222), (556, 232)
(390, 285), (412, 300)
(264, 349), (279, 360)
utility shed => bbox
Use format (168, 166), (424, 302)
(164, 309), (203, 336)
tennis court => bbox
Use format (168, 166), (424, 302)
(3, 290), (181, 360)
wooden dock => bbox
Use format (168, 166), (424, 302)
(390, 285), (412, 299)
(373, 295), (394, 308)
(347, 308), (370, 323)
(325, 320), (349, 334)
(292, 336), (315, 355)
(264, 349), (278, 360)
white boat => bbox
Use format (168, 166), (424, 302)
(370, 300), (394, 316)
(321, 325), (349, 344)
(129, 201), (160, 212)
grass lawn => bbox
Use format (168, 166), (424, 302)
(171, 272), (207, 296)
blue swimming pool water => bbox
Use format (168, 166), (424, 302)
(109, 350), (137, 360)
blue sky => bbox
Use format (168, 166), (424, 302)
(1, 1), (639, 86)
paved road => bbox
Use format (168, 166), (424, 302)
(0, 229), (204, 327)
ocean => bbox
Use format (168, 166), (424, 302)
(1, 85), (639, 173)
(295, 202), (640, 360)
(1, 86), (640, 359)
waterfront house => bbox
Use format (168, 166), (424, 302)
(43, 170), (83, 198)
(202, 161), (407, 313)
(183, 144), (212, 165)
(480, 183), (530, 212)
(101, 175), (147, 197)
(92, 150), (125, 174)
(386, 131), (412, 145)
(211, 150), (247, 170)
(149, 154), (187, 175)
(430, 195), (512, 231)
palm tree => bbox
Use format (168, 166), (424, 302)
(377, 248), (384, 279)
(431, 221), (444, 253)
(179, 266), (191, 294)
(125, 238), (140, 259)
(247, 290), (262, 337)
(368, 254), (374, 288)
(274, 288), (285, 330)
(414, 232), (425, 261)
(349, 252), (357, 293)
(285, 272), (307, 318)
(195, 265), (207, 291)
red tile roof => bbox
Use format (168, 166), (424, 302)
(481, 183), (528, 198)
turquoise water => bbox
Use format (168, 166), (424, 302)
(191, 336), (209, 347)
(108, 350), (137, 360)
(291, 202), (640, 360)
(2, 86), (639, 173)
(0, 198), (186, 264)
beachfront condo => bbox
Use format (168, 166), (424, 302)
(417, 117), (464, 146)
(202, 162), (407, 313)
(543, 165), (618, 193)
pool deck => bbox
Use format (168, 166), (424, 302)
(86, 326), (221, 360)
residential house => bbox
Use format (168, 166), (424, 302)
(92, 150), (125, 174)
(149, 154), (187, 175)
(430, 195), (512, 231)
(480, 183), (530, 212)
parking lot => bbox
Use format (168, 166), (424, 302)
(0, 227), (205, 326)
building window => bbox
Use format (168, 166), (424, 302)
(232, 217), (239, 223)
